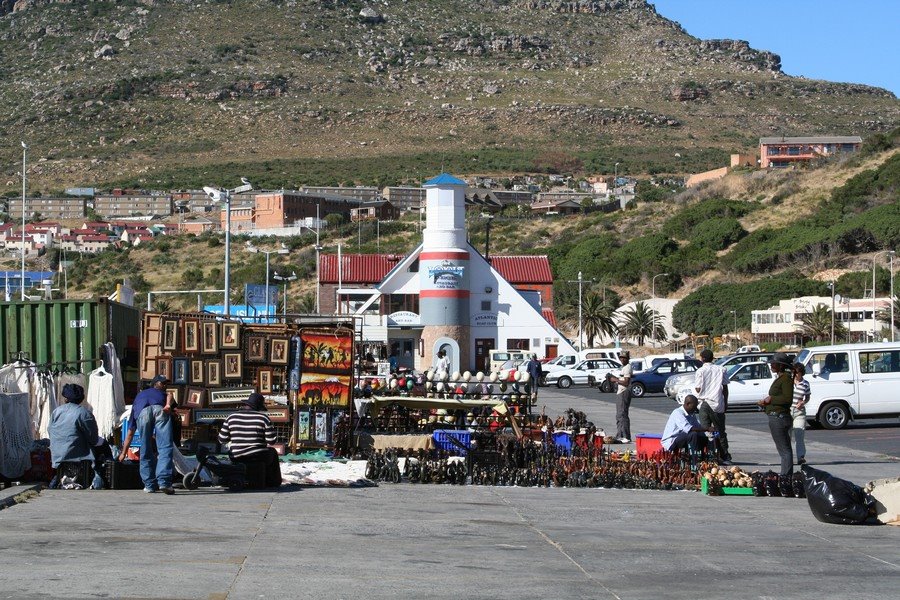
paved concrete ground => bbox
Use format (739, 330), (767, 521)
(0, 389), (898, 600)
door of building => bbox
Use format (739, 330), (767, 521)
(390, 339), (416, 370)
(545, 344), (558, 359)
(475, 338), (495, 372)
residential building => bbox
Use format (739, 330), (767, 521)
(751, 295), (891, 344)
(759, 136), (862, 169)
(530, 197), (584, 215)
(350, 200), (400, 222)
(730, 153), (757, 168)
(382, 186), (426, 212)
(301, 186), (379, 202)
(223, 191), (359, 231)
(6, 197), (87, 220)
(93, 193), (173, 217)
(179, 215), (217, 235)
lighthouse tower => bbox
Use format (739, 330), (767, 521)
(420, 173), (470, 373)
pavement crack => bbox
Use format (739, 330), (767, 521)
(222, 493), (276, 599)
(489, 489), (623, 600)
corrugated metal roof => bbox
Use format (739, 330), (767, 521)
(489, 256), (554, 284)
(542, 308), (557, 328)
(320, 253), (554, 285)
(759, 136), (862, 144)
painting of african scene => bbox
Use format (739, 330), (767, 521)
(299, 373), (351, 407)
(301, 332), (353, 374)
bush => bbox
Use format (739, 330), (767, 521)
(662, 198), (757, 239)
(689, 217), (746, 251)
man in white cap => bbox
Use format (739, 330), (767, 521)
(608, 350), (633, 443)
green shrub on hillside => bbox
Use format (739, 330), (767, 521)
(835, 267), (892, 297)
(662, 198), (757, 239)
(672, 274), (825, 335)
(814, 153), (899, 226)
(689, 217), (746, 251)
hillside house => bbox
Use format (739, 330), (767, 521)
(759, 136), (862, 169)
(381, 186), (426, 212)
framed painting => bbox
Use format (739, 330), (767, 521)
(162, 320), (179, 352)
(258, 367), (273, 394)
(165, 386), (181, 407)
(269, 337), (289, 365)
(314, 411), (328, 443)
(185, 387), (207, 409)
(156, 356), (173, 381)
(201, 321), (219, 354)
(182, 319), (200, 353)
(172, 358), (189, 385)
(221, 322), (240, 350)
(206, 359), (222, 387)
(223, 352), (243, 379)
(247, 335), (266, 362)
(296, 409), (311, 441)
(190, 359), (205, 385)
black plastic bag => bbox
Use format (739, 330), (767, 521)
(802, 465), (873, 525)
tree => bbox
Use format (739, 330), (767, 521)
(297, 293), (316, 314)
(618, 301), (667, 347)
(581, 293), (617, 347)
(796, 303), (847, 343)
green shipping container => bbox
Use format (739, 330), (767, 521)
(0, 298), (142, 400)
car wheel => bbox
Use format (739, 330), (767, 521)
(599, 380), (612, 393)
(540, 376), (547, 387)
(819, 401), (849, 430)
(557, 376), (573, 389)
(630, 382), (645, 398)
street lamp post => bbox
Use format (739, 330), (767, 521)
(613, 162), (620, 201)
(299, 204), (322, 314)
(873, 250), (892, 341)
(730, 309), (737, 340)
(205, 178), (253, 318)
(20, 141), (27, 301)
(889, 251), (896, 342)
(828, 281), (836, 345)
(651, 272), (669, 347)
(578, 271), (583, 350)
(273, 271), (298, 317)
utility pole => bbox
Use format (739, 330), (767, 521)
(20, 141), (27, 301)
(829, 281), (836, 345)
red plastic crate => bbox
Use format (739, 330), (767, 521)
(635, 433), (663, 459)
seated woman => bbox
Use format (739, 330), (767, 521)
(218, 393), (282, 488)
(49, 384), (99, 486)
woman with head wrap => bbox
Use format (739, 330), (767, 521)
(49, 384), (99, 469)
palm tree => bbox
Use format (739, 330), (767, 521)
(296, 293), (316, 314)
(618, 301), (667, 347)
(796, 303), (847, 343)
(582, 293), (617, 347)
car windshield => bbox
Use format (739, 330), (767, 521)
(796, 349), (811, 366)
(726, 364), (744, 377)
(713, 357), (729, 365)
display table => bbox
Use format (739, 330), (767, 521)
(356, 395), (505, 417)
(369, 434), (434, 451)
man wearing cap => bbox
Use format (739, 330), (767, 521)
(218, 393), (281, 488)
(608, 350), (633, 443)
(119, 375), (177, 494)
(49, 384), (99, 469)
(694, 348), (731, 464)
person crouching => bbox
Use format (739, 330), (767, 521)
(661, 394), (714, 455)
(218, 393), (282, 488)
(49, 384), (99, 481)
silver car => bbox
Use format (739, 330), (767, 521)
(544, 359), (621, 389)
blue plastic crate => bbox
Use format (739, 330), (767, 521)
(551, 431), (572, 453)
(433, 430), (472, 455)
(121, 417), (142, 448)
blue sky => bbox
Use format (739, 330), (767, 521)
(650, 1), (899, 96)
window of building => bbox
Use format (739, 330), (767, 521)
(481, 300), (491, 311)
(787, 147), (801, 156)
(859, 351), (900, 374)
(506, 338), (530, 351)
(408, 259), (419, 273)
(385, 294), (419, 314)
(841, 143), (857, 152)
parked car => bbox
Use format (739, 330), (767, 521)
(675, 362), (775, 407)
(628, 359), (702, 398)
(797, 342), (900, 429)
(544, 349), (622, 373)
(544, 358), (621, 389)
(663, 352), (785, 398)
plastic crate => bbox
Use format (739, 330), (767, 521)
(121, 417), (143, 448)
(702, 477), (754, 496)
(433, 430), (472, 455)
(635, 433), (663, 459)
(551, 431), (572, 453)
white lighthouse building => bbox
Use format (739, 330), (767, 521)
(325, 173), (576, 373)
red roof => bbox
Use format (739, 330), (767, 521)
(82, 235), (111, 242)
(542, 308), (557, 328)
(320, 254), (405, 284)
(488, 256), (553, 284)
(319, 252), (554, 285)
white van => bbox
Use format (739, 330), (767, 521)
(545, 349), (622, 373)
(488, 350), (535, 373)
(797, 342), (900, 430)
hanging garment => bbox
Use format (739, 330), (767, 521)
(35, 372), (58, 440)
(87, 365), (121, 440)
(0, 392), (33, 478)
(103, 343), (126, 416)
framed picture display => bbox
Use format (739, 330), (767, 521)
(182, 319), (200, 353)
(296, 409), (311, 441)
(223, 352), (243, 379)
(173, 358), (189, 385)
(162, 320), (179, 352)
(165, 387), (181, 406)
(314, 411), (328, 443)
(258, 367), (273, 394)
(270, 337), (289, 365)
(201, 321), (219, 354)
(156, 356), (173, 381)
(247, 335), (266, 362)
(221, 322), (240, 350)
(185, 387), (207, 408)
(206, 360), (222, 387)
(190, 360), (205, 384)
(330, 408), (347, 445)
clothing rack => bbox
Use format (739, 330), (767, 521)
(5, 357), (103, 371)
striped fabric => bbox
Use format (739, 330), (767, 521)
(218, 411), (276, 458)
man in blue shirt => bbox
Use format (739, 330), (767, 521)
(118, 375), (177, 494)
(661, 395), (714, 453)
(49, 384), (99, 468)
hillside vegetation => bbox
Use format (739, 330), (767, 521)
(0, 0), (897, 191)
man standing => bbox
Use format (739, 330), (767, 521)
(694, 348), (731, 464)
(525, 355), (542, 399)
(218, 393), (281, 488)
(49, 384), (99, 469)
(608, 350), (633, 443)
(661, 395), (714, 453)
(119, 375), (177, 494)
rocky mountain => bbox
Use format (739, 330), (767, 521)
(0, 0), (897, 191)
